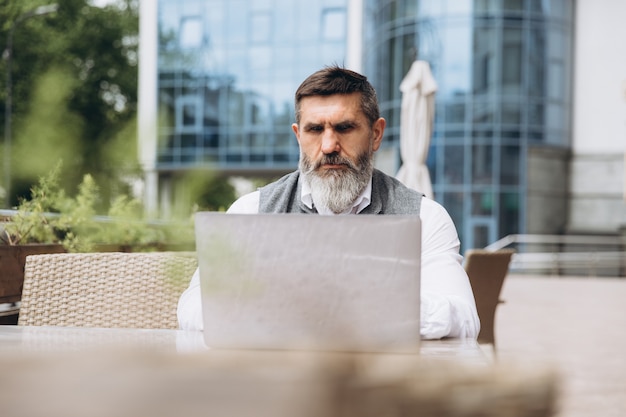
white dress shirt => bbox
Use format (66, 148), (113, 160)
(177, 186), (480, 340)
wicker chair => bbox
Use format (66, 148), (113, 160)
(18, 252), (198, 329)
(464, 249), (515, 350)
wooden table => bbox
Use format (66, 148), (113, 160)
(0, 326), (556, 417)
(0, 324), (489, 359)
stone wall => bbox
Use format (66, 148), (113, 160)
(526, 146), (570, 234)
(567, 153), (625, 234)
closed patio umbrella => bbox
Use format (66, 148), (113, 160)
(395, 60), (437, 199)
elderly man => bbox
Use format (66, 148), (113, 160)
(178, 66), (480, 339)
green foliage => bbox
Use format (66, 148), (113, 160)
(55, 172), (99, 252)
(95, 195), (166, 249)
(0, 162), (183, 252)
(185, 171), (238, 213)
(1, 163), (65, 246)
(12, 67), (85, 185)
(1, 0), (140, 207)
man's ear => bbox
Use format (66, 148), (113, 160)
(371, 117), (386, 152)
(292, 123), (301, 145)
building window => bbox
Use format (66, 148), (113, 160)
(179, 16), (203, 49)
(176, 95), (202, 131)
(502, 28), (522, 91)
(321, 8), (346, 41)
(250, 11), (272, 44)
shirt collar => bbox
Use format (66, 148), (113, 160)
(301, 177), (372, 215)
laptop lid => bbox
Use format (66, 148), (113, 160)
(195, 212), (421, 353)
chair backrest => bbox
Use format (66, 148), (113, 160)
(464, 249), (515, 347)
(18, 252), (198, 329)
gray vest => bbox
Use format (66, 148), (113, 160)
(258, 169), (422, 214)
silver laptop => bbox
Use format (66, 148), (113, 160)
(195, 212), (421, 353)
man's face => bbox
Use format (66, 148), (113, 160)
(292, 93), (386, 213)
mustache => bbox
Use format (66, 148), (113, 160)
(314, 153), (357, 170)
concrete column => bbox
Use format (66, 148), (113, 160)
(138, 0), (159, 217)
(346, 0), (363, 73)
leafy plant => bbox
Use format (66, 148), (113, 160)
(1, 163), (66, 246)
(0, 163), (178, 252)
(94, 195), (166, 250)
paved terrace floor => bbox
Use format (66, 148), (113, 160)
(495, 274), (626, 417)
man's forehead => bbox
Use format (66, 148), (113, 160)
(298, 93), (364, 122)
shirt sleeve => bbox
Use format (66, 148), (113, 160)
(419, 198), (480, 339)
(176, 191), (261, 330)
(176, 268), (203, 330)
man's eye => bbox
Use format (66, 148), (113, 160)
(335, 124), (354, 132)
(307, 125), (323, 132)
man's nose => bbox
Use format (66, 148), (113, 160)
(320, 129), (340, 154)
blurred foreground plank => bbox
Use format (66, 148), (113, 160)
(0, 347), (558, 417)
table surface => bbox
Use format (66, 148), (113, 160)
(1, 326), (559, 417)
(0, 324), (488, 361)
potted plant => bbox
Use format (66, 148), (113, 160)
(1, 164), (69, 310)
(0, 163), (193, 318)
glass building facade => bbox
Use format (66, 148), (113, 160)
(364, 0), (574, 249)
(157, 0), (348, 173)
(152, 0), (575, 250)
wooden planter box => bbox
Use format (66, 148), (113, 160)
(0, 244), (66, 306)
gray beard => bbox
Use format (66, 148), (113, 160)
(299, 152), (373, 214)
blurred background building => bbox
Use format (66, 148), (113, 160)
(138, 0), (626, 250)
